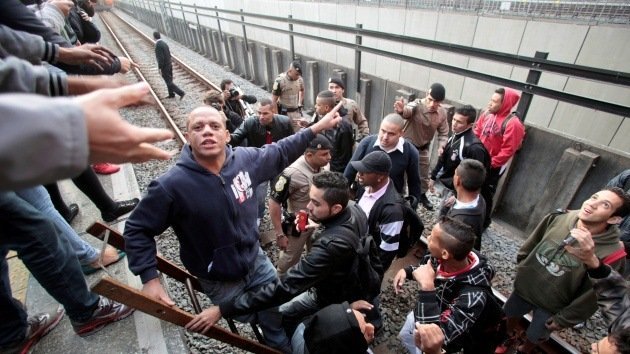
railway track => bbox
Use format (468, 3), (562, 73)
(96, 9), (591, 354)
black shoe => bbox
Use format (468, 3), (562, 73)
(0, 307), (65, 353)
(179, 92), (185, 100)
(64, 203), (80, 224)
(101, 198), (139, 222)
(71, 296), (134, 337)
(165, 95), (175, 99)
(419, 193), (434, 211)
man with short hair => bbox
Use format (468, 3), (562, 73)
(352, 151), (405, 272)
(500, 188), (629, 354)
(606, 169), (630, 276)
(444, 159), (487, 250)
(220, 78), (257, 119)
(474, 87), (524, 228)
(328, 77), (369, 142)
(394, 217), (497, 353)
(311, 90), (354, 173)
(153, 31), (185, 99)
(344, 113), (422, 204)
(394, 83), (450, 210)
(272, 60), (305, 132)
(230, 98), (294, 225)
(185, 172), (375, 339)
(124, 104), (343, 352)
(270, 134), (332, 275)
(430, 105), (489, 193)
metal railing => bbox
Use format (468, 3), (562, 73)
(301, 0), (630, 24)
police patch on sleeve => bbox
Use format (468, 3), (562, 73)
(272, 80), (281, 95)
(270, 174), (291, 203)
(275, 176), (287, 192)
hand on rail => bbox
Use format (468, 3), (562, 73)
(142, 278), (175, 306)
(186, 305), (222, 335)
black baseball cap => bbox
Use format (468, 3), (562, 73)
(303, 302), (367, 354)
(428, 83), (446, 101)
(307, 135), (333, 151)
(290, 61), (302, 75)
(328, 77), (345, 90)
(350, 151), (392, 174)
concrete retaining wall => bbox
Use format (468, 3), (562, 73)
(120, 1), (629, 238)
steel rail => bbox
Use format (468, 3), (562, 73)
(99, 12), (187, 145)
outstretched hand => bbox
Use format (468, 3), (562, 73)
(58, 44), (114, 70)
(74, 82), (174, 164)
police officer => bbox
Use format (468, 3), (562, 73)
(394, 83), (449, 211)
(269, 135), (332, 275)
(328, 77), (370, 142)
(272, 61), (305, 132)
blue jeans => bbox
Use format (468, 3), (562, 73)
(16, 186), (98, 265)
(290, 322), (307, 354)
(0, 192), (99, 347)
(255, 181), (269, 219)
(198, 247), (289, 352)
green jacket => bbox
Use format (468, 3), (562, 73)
(514, 210), (624, 328)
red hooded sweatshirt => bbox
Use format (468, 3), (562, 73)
(473, 88), (525, 169)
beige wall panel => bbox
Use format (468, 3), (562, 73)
(355, 6), (379, 76)
(609, 117), (630, 154)
(576, 26), (630, 72)
(518, 21), (588, 61)
(550, 103), (623, 146)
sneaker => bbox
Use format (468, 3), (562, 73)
(0, 306), (65, 354)
(92, 163), (120, 175)
(63, 203), (80, 224)
(101, 198), (139, 222)
(71, 296), (134, 337)
(419, 193), (434, 211)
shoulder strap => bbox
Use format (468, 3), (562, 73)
(501, 112), (520, 134)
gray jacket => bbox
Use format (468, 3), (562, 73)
(0, 94), (87, 190)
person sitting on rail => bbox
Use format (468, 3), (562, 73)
(230, 98), (294, 226)
(124, 104), (343, 353)
(183, 172), (380, 340)
(394, 217), (498, 353)
(309, 90), (354, 173)
(498, 188), (629, 354)
(562, 223), (630, 354)
(440, 159), (487, 250)
(291, 301), (376, 354)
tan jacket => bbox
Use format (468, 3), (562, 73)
(401, 98), (449, 148)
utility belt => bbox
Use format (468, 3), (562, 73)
(278, 104), (300, 114)
(414, 143), (431, 151)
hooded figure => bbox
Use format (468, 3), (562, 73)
(473, 87), (525, 170)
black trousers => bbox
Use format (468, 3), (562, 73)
(161, 67), (184, 97)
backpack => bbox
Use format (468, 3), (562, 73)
(397, 195), (425, 258)
(445, 283), (506, 353)
(342, 205), (385, 300)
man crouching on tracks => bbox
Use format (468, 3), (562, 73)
(124, 103), (344, 352)
(498, 187), (630, 354)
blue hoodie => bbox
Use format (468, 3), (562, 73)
(125, 129), (315, 283)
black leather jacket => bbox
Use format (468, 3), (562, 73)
(219, 206), (366, 317)
(229, 114), (293, 148)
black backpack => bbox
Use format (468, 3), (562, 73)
(398, 195), (425, 258)
(445, 284), (506, 353)
(341, 205), (384, 300)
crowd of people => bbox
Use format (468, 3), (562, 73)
(1, 2), (629, 354)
